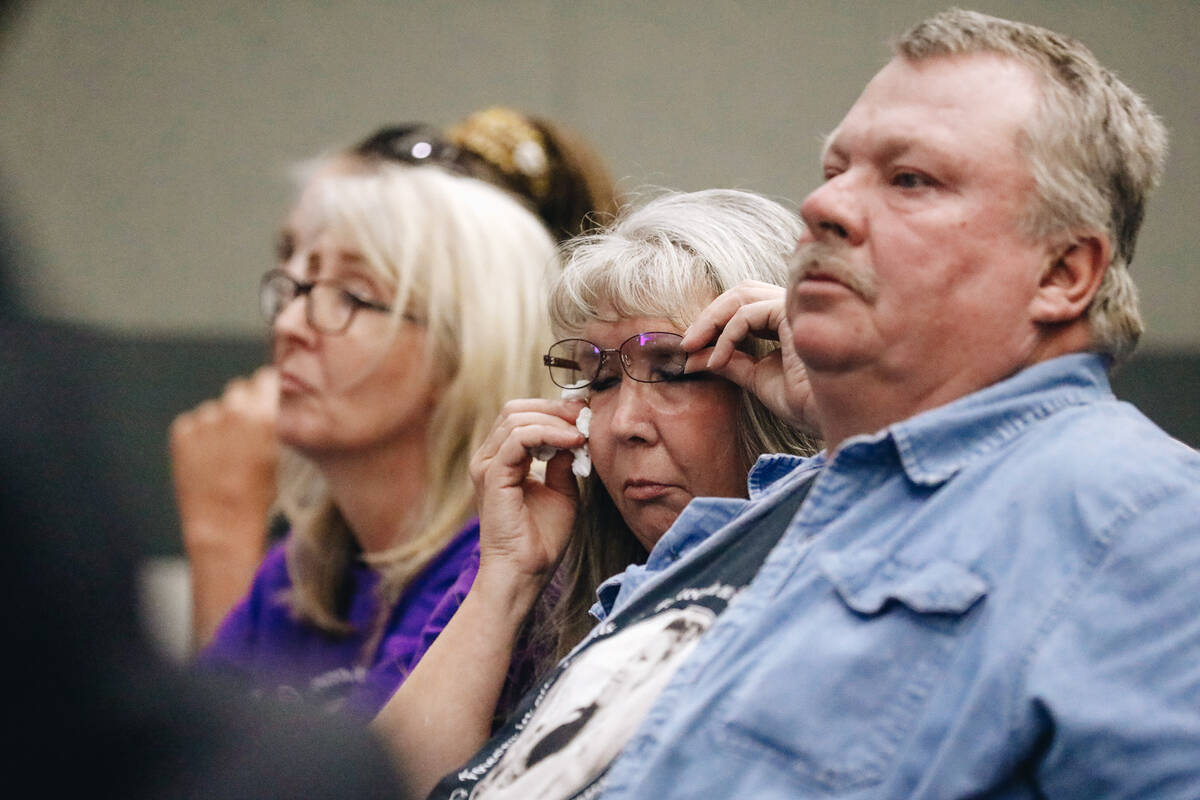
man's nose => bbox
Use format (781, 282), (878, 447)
(799, 171), (865, 246)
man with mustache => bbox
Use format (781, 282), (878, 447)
(659, 8), (1200, 799)
(430, 9), (1199, 800)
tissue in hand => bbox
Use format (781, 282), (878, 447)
(530, 387), (591, 476)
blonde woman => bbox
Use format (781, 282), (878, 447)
(187, 112), (616, 717)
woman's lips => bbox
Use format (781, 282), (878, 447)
(277, 370), (313, 394)
(623, 480), (674, 501)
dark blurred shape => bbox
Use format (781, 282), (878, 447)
(1110, 351), (1200, 448)
(0, 214), (409, 798)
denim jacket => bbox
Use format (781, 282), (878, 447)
(599, 353), (1200, 799)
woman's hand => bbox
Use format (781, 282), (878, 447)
(469, 398), (588, 590)
(169, 365), (280, 648)
(371, 398), (586, 798)
(680, 280), (820, 436)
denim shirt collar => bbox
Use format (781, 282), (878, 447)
(850, 353), (1115, 487)
(747, 451), (825, 497)
(590, 454), (825, 623)
(591, 496), (748, 622)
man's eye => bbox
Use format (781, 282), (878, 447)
(892, 171), (934, 189)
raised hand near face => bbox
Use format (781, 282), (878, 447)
(468, 397), (588, 588)
(170, 365), (280, 648)
(679, 280), (820, 436)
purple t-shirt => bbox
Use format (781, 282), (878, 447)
(198, 518), (481, 719)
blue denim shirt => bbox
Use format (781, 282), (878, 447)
(599, 353), (1200, 800)
(588, 452), (820, 625)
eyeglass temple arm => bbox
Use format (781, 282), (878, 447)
(543, 355), (581, 369)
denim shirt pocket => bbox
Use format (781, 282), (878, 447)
(716, 552), (988, 793)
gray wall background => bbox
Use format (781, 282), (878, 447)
(3, 0), (1197, 347)
(2, 2), (1196, 562)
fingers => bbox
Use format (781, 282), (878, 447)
(680, 281), (787, 370)
(172, 367), (279, 441)
(492, 421), (585, 478)
(169, 369), (281, 486)
(539, 448), (579, 497)
(688, 348), (776, 393)
(222, 367), (279, 421)
(469, 399), (588, 488)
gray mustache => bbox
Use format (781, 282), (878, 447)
(787, 242), (879, 302)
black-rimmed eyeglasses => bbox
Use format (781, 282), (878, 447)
(259, 269), (392, 334)
(543, 332), (690, 390)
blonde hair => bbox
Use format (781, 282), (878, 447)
(278, 157), (559, 650)
(535, 189), (820, 665)
(893, 8), (1168, 365)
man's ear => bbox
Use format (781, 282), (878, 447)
(1029, 233), (1110, 324)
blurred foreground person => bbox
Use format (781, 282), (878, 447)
(0, 219), (408, 798)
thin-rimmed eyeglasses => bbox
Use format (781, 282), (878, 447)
(543, 331), (692, 390)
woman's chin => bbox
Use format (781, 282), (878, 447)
(625, 505), (685, 552)
(274, 418), (326, 455)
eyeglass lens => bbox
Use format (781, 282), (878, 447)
(259, 272), (294, 323)
(545, 332), (687, 389)
(259, 272), (353, 333)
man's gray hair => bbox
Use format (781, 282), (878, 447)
(895, 8), (1168, 365)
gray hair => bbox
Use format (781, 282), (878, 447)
(894, 8), (1168, 365)
(550, 188), (817, 466)
(550, 188), (804, 335)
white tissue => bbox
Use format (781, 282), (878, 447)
(560, 385), (590, 401)
(568, 403), (592, 477)
(530, 444), (557, 462)
(530, 387), (592, 476)
(575, 406), (591, 437)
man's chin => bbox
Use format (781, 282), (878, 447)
(788, 320), (873, 375)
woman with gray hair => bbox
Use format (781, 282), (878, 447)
(373, 188), (818, 796)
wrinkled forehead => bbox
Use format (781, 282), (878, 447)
(821, 54), (1040, 161)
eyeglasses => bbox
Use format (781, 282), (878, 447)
(259, 269), (392, 334)
(543, 332), (690, 390)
